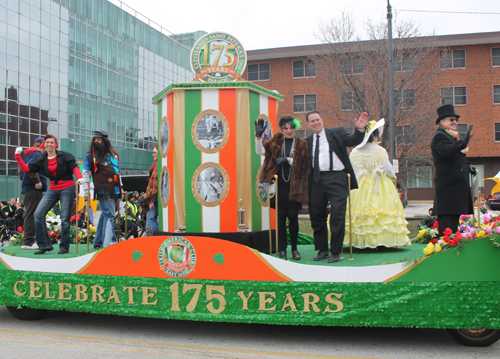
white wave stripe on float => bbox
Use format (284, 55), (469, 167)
(0, 252), (97, 274)
(259, 93), (270, 230)
(201, 89), (220, 232)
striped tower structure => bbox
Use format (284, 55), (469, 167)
(153, 82), (284, 233)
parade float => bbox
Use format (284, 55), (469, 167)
(1, 33), (499, 347)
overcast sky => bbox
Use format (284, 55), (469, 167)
(114, 0), (500, 50)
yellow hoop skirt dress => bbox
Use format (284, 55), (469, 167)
(344, 142), (411, 249)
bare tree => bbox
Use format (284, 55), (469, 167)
(312, 12), (441, 184)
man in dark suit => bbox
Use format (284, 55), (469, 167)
(431, 104), (474, 236)
(306, 110), (369, 263)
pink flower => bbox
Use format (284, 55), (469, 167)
(496, 227), (500, 235)
(485, 226), (492, 234)
(469, 229), (477, 238)
(463, 233), (470, 239)
(484, 213), (491, 223)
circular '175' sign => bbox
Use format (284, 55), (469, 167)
(190, 32), (247, 83)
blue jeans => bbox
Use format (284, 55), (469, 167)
(146, 201), (159, 235)
(34, 186), (75, 251)
(93, 197), (119, 248)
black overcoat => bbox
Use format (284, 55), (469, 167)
(431, 130), (473, 216)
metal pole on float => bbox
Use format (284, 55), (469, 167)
(124, 191), (128, 240)
(347, 173), (354, 261)
(75, 182), (79, 256)
(116, 196), (121, 242)
(85, 181), (91, 254)
(274, 175), (278, 257)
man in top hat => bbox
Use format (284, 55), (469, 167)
(431, 104), (474, 236)
(19, 137), (48, 249)
(82, 130), (122, 249)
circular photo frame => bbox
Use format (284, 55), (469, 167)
(159, 166), (170, 208)
(192, 162), (229, 207)
(192, 109), (229, 154)
(256, 165), (269, 207)
(159, 116), (169, 158)
(256, 114), (274, 145)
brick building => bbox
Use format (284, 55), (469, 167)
(245, 31), (500, 201)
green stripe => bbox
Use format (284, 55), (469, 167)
(184, 90), (202, 232)
(157, 100), (163, 231)
(249, 91), (262, 231)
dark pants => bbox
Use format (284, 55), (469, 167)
(309, 171), (348, 255)
(438, 214), (460, 236)
(277, 206), (299, 251)
(22, 190), (43, 246)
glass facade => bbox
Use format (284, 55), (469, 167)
(0, 0), (204, 199)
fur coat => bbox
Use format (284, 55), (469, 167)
(259, 133), (310, 203)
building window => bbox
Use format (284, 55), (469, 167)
(395, 125), (416, 145)
(248, 63), (270, 81)
(394, 53), (412, 71)
(492, 48), (500, 67)
(495, 123), (500, 141)
(340, 57), (364, 75)
(494, 85), (500, 104)
(395, 89), (416, 108)
(408, 166), (432, 188)
(440, 50), (466, 69)
(293, 60), (316, 78)
(441, 87), (467, 106)
(457, 123), (468, 138)
(341, 91), (365, 111)
(293, 94), (317, 112)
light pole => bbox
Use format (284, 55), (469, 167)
(387, 0), (396, 163)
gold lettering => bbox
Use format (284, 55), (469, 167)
(281, 293), (298, 312)
(169, 282), (180, 312)
(123, 286), (138, 305)
(141, 287), (157, 306)
(302, 293), (321, 312)
(258, 292), (276, 311)
(90, 285), (105, 303)
(183, 284), (202, 312)
(58, 283), (72, 301)
(29, 281), (43, 298)
(75, 284), (88, 302)
(13, 281), (27, 296)
(324, 293), (344, 313)
(44, 282), (55, 299)
(107, 286), (121, 304)
(237, 291), (254, 310)
(206, 285), (226, 314)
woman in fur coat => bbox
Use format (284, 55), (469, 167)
(255, 116), (310, 260)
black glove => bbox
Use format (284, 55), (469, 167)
(468, 164), (477, 176)
(462, 125), (473, 146)
(255, 119), (267, 138)
(274, 157), (288, 166)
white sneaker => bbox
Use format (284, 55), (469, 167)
(22, 243), (38, 250)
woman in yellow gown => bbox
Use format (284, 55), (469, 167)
(344, 118), (411, 248)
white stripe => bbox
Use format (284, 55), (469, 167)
(259, 94), (270, 230)
(201, 89), (220, 232)
(161, 98), (168, 231)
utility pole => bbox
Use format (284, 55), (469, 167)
(387, 0), (396, 163)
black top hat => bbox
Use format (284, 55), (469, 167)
(93, 130), (108, 138)
(436, 104), (460, 124)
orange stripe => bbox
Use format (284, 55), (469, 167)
(167, 93), (175, 229)
(219, 89), (238, 232)
(268, 97), (278, 230)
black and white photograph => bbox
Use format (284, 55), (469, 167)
(258, 116), (273, 145)
(192, 163), (229, 207)
(160, 166), (170, 207)
(160, 117), (169, 157)
(192, 110), (228, 153)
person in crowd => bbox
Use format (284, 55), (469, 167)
(255, 116), (310, 260)
(1, 201), (14, 230)
(15, 134), (86, 254)
(19, 137), (47, 250)
(12, 201), (25, 233)
(343, 118), (410, 248)
(122, 192), (139, 239)
(1, 201), (13, 218)
(306, 110), (368, 263)
(431, 104), (474, 236)
(8, 198), (16, 217)
(82, 130), (122, 249)
(421, 208), (437, 228)
(142, 146), (159, 236)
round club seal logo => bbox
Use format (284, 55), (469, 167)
(190, 32), (247, 83)
(158, 236), (197, 278)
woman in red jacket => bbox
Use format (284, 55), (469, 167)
(15, 135), (86, 254)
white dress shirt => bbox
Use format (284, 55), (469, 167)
(312, 128), (345, 171)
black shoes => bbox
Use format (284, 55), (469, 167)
(314, 250), (329, 261)
(94, 245), (102, 250)
(292, 250), (301, 260)
(278, 250), (287, 260)
(58, 249), (69, 254)
(328, 253), (340, 263)
(34, 247), (54, 255)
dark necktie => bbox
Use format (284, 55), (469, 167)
(313, 134), (320, 182)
